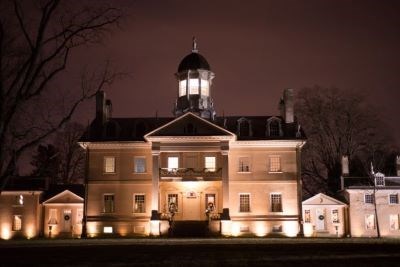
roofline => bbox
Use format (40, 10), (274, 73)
(302, 192), (347, 206)
(42, 189), (84, 204)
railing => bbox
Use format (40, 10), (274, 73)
(159, 168), (222, 178)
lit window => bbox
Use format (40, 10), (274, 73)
(134, 194), (145, 213)
(189, 78), (199, 94)
(48, 209), (58, 225)
(271, 193), (282, 212)
(205, 156), (216, 172)
(331, 209), (339, 223)
(390, 194), (399, 204)
(12, 215), (22, 231)
(205, 193), (216, 211)
(269, 156), (281, 172)
(304, 210), (311, 223)
(168, 194), (178, 212)
(179, 80), (187, 96)
(104, 157), (116, 173)
(167, 157), (179, 171)
(238, 157), (250, 172)
(104, 194), (115, 213)
(375, 175), (385, 186)
(200, 79), (209, 96)
(390, 214), (399, 231)
(15, 195), (24, 206)
(365, 214), (375, 230)
(103, 226), (113, 233)
(365, 194), (374, 204)
(134, 157), (146, 173)
(239, 194), (250, 212)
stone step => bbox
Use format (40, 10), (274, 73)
(171, 220), (209, 237)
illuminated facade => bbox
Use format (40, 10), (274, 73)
(79, 39), (306, 237)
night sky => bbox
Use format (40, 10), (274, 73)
(71, 0), (400, 146)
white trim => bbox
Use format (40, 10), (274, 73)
(79, 141), (150, 150)
(231, 140), (306, 148)
(43, 190), (83, 204)
(302, 193), (347, 206)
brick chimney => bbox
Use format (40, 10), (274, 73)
(282, 88), (294, 123)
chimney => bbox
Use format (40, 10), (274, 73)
(105, 99), (112, 120)
(342, 156), (349, 176)
(279, 97), (285, 118)
(283, 88), (294, 123)
(96, 91), (106, 124)
(396, 156), (400, 176)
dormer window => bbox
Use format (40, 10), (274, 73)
(267, 117), (283, 137)
(237, 117), (252, 137)
(375, 173), (385, 186)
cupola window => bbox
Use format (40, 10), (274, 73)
(189, 78), (199, 94)
(200, 79), (209, 96)
(179, 80), (187, 96)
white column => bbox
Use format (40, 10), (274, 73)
(221, 150), (229, 209)
(151, 150), (160, 211)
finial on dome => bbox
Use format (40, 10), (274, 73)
(192, 36), (198, 53)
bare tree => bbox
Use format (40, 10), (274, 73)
(0, 0), (123, 191)
(295, 86), (396, 196)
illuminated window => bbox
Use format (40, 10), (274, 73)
(269, 156), (281, 172)
(238, 157), (250, 172)
(48, 209), (58, 225)
(134, 194), (145, 213)
(104, 157), (115, 173)
(15, 195), (24, 206)
(390, 194), (399, 204)
(365, 214), (375, 230)
(189, 78), (199, 94)
(304, 210), (311, 223)
(134, 157), (146, 173)
(168, 194), (178, 212)
(179, 80), (187, 96)
(205, 193), (216, 211)
(239, 194), (250, 212)
(331, 209), (339, 223)
(200, 79), (209, 96)
(375, 174), (385, 186)
(12, 215), (22, 231)
(205, 156), (216, 171)
(103, 226), (113, 234)
(390, 214), (399, 231)
(103, 194), (114, 213)
(271, 193), (282, 212)
(167, 157), (179, 171)
(364, 194), (374, 204)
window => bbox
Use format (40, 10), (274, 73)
(167, 156), (179, 171)
(365, 214), (375, 230)
(103, 226), (113, 233)
(200, 79), (209, 96)
(76, 209), (83, 224)
(331, 209), (339, 223)
(389, 194), (399, 204)
(134, 194), (146, 213)
(104, 194), (115, 213)
(269, 156), (281, 172)
(364, 194), (374, 204)
(271, 193), (282, 212)
(15, 195), (24, 206)
(134, 157), (146, 173)
(238, 157), (250, 172)
(304, 210), (311, 223)
(12, 215), (22, 231)
(205, 156), (216, 172)
(189, 78), (199, 94)
(269, 120), (280, 136)
(239, 194), (250, 212)
(168, 194), (178, 212)
(238, 118), (251, 137)
(104, 157), (116, 173)
(179, 80), (187, 96)
(390, 215), (399, 231)
(48, 209), (58, 225)
(205, 193), (216, 211)
(375, 175), (385, 186)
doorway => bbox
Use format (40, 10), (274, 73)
(182, 192), (200, 220)
(316, 208), (326, 231)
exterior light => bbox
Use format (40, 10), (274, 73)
(150, 210), (160, 236)
(103, 226), (113, 234)
(303, 223), (314, 237)
(283, 221), (298, 237)
(1, 224), (11, 240)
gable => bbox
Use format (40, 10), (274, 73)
(145, 112), (235, 138)
(303, 193), (346, 206)
(43, 190), (83, 204)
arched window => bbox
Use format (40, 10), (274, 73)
(267, 117), (282, 137)
(237, 118), (252, 137)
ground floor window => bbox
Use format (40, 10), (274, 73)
(12, 215), (22, 231)
(390, 214), (399, 231)
(168, 194), (179, 212)
(239, 194), (250, 212)
(205, 193), (216, 212)
(365, 214), (375, 230)
(304, 209), (311, 223)
(331, 209), (339, 223)
(104, 194), (115, 213)
(134, 194), (146, 213)
(270, 193), (282, 212)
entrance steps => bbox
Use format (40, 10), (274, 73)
(170, 220), (209, 237)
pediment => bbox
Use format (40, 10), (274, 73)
(303, 193), (346, 206)
(43, 190), (83, 204)
(145, 112), (235, 139)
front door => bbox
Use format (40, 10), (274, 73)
(316, 208), (326, 231)
(63, 209), (72, 232)
(182, 192), (200, 220)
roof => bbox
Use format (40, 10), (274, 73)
(80, 114), (306, 142)
(303, 193), (347, 206)
(3, 176), (47, 191)
(42, 184), (85, 203)
(343, 176), (400, 189)
(178, 52), (211, 72)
